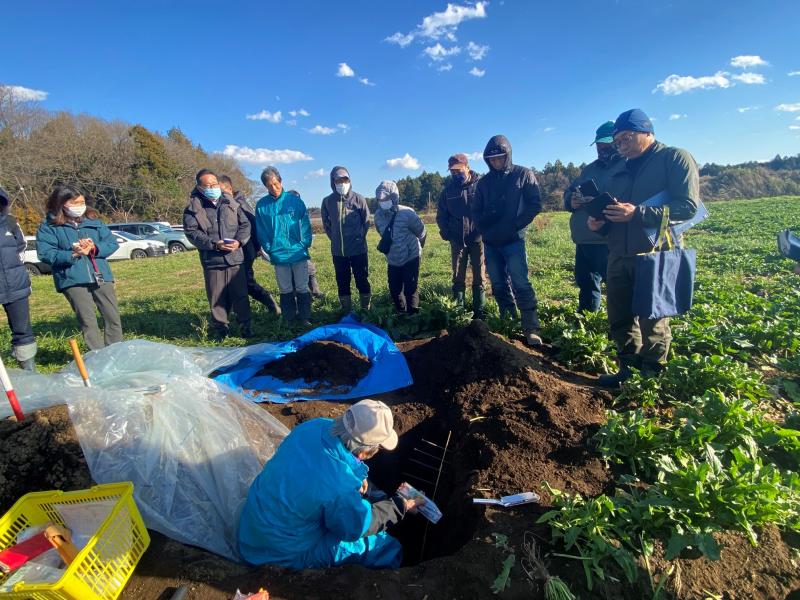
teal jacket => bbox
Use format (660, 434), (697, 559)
(255, 191), (312, 265)
(237, 418), (374, 567)
(36, 218), (119, 292)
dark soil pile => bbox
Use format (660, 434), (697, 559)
(0, 405), (93, 514)
(256, 341), (371, 389)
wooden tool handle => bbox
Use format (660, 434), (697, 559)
(69, 339), (91, 387)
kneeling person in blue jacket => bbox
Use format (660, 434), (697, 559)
(238, 399), (425, 569)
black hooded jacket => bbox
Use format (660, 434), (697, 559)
(471, 135), (542, 246)
(0, 187), (31, 305)
(320, 166), (370, 257)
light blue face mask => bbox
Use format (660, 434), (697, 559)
(203, 187), (222, 200)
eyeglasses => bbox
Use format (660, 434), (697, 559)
(613, 132), (637, 146)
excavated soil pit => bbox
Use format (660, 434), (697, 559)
(4, 320), (800, 599)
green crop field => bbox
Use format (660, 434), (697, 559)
(2, 196), (800, 594)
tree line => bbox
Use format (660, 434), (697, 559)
(0, 86), (251, 233)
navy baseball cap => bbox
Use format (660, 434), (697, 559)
(613, 109), (654, 135)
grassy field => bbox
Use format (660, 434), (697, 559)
(2, 196), (799, 373)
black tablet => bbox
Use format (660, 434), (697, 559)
(584, 192), (616, 220)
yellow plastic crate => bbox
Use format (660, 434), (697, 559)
(0, 482), (150, 600)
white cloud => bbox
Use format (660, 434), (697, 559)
(469, 67), (485, 77)
(789, 125), (800, 130)
(385, 2), (488, 47)
(465, 151), (483, 161)
(358, 77), (376, 86)
(437, 63), (454, 72)
(386, 153), (421, 169)
(737, 106), (757, 113)
(222, 145), (313, 164)
(668, 113), (688, 120)
(246, 109), (282, 123)
(308, 125), (337, 135)
(775, 103), (800, 112)
(424, 43), (461, 61)
(654, 71), (731, 95)
(466, 41), (489, 60)
(286, 119), (297, 127)
(543, 126), (555, 133)
(730, 55), (768, 68)
(337, 123), (350, 131)
(288, 108), (310, 117)
(305, 168), (326, 179)
(731, 72), (765, 85)
(3, 85), (49, 101)
(789, 71), (800, 77)
(337, 63), (355, 77)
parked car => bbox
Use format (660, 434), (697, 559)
(107, 222), (195, 253)
(23, 236), (51, 276)
(110, 231), (167, 259)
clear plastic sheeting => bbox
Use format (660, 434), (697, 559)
(4, 340), (289, 561)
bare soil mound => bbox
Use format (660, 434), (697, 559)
(255, 341), (371, 389)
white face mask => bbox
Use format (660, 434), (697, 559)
(64, 205), (86, 218)
(335, 182), (351, 196)
(379, 200), (393, 210)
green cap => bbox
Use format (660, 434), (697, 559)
(590, 121), (616, 145)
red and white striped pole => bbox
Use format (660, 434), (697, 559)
(0, 354), (24, 421)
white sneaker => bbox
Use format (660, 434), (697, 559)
(524, 331), (543, 347)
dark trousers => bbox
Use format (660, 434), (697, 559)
(450, 240), (485, 293)
(387, 257), (420, 314)
(606, 254), (671, 364)
(574, 243), (608, 312)
(332, 253), (371, 297)
(244, 256), (275, 306)
(203, 265), (251, 332)
(62, 283), (124, 351)
(3, 296), (35, 348)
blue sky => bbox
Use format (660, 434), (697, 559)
(3, 0), (799, 206)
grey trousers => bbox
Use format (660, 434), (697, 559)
(63, 283), (124, 351)
(203, 265), (251, 331)
(275, 261), (309, 294)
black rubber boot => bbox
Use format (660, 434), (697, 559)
(279, 293), (298, 324)
(454, 290), (465, 309)
(240, 321), (255, 338)
(359, 293), (372, 311)
(641, 360), (664, 378)
(297, 292), (312, 327)
(598, 355), (641, 388)
(472, 286), (486, 320)
(339, 295), (353, 313)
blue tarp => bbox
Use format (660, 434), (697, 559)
(213, 316), (413, 403)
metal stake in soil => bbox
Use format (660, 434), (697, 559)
(419, 430), (452, 563)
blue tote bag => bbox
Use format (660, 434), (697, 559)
(632, 209), (697, 319)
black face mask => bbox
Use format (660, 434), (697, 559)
(597, 147), (620, 164)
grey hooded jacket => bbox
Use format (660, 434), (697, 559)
(320, 166), (370, 257)
(0, 187), (31, 305)
(374, 180), (426, 267)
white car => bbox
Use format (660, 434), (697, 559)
(22, 233), (166, 276)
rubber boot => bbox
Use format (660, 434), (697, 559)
(339, 295), (353, 313)
(454, 290), (465, 309)
(297, 292), (312, 327)
(472, 286), (486, 320)
(262, 291), (281, 315)
(240, 321), (255, 339)
(521, 309), (543, 347)
(279, 293), (298, 324)
(598, 354), (641, 388)
(360, 293), (372, 311)
(19, 358), (36, 372)
(641, 360), (664, 379)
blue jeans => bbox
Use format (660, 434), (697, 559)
(574, 244), (608, 312)
(484, 238), (537, 315)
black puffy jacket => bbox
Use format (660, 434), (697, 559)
(436, 170), (481, 246)
(471, 135), (542, 246)
(0, 187), (31, 305)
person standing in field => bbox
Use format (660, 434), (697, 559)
(218, 175), (281, 317)
(255, 167), (314, 326)
(471, 135), (543, 346)
(36, 185), (123, 350)
(436, 153), (486, 319)
(184, 169), (253, 339)
(563, 121), (626, 312)
(320, 166), (371, 313)
(588, 108), (699, 387)
(0, 186), (37, 370)
(374, 180), (426, 314)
